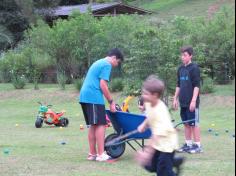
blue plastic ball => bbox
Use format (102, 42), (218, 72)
(60, 141), (66, 145)
(208, 129), (213, 132)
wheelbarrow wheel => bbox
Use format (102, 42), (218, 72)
(105, 133), (126, 159)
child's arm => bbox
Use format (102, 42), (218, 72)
(137, 119), (149, 133)
(190, 66), (200, 112)
(190, 87), (200, 112)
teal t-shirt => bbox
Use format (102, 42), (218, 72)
(79, 59), (112, 105)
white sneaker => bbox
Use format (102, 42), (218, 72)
(96, 152), (111, 162)
(87, 153), (97, 161)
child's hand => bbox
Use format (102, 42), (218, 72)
(138, 105), (145, 112)
(173, 98), (179, 110)
(110, 102), (116, 113)
(138, 124), (146, 133)
(189, 101), (196, 112)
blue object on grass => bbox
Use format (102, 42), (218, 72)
(3, 148), (10, 154)
(60, 141), (66, 145)
(208, 129), (213, 132)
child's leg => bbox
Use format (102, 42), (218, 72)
(181, 108), (193, 145)
(95, 125), (106, 155)
(156, 152), (175, 176)
(184, 124), (192, 143)
(192, 108), (201, 145)
(88, 125), (97, 155)
(144, 150), (159, 173)
(192, 126), (201, 144)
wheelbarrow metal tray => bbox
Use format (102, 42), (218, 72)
(106, 110), (151, 139)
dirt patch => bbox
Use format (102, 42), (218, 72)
(0, 89), (79, 103)
(201, 94), (235, 108)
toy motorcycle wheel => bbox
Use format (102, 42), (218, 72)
(105, 133), (126, 159)
(60, 118), (69, 127)
(35, 118), (43, 128)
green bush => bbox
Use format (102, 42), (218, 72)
(0, 70), (11, 83)
(74, 78), (84, 91)
(123, 79), (142, 96)
(1, 7), (234, 89)
(12, 75), (27, 89)
(110, 78), (124, 92)
(57, 72), (67, 90)
(201, 77), (215, 94)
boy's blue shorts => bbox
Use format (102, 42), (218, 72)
(180, 107), (200, 126)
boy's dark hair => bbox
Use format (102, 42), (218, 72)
(180, 46), (194, 56)
(142, 75), (165, 97)
(107, 48), (124, 61)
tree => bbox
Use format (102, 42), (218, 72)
(0, 0), (29, 50)
(59, 0), (89, 5)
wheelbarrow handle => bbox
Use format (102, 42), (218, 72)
(174, 119), (195, 128)
(105, 129), (139, 147)
(106, 119), (195, 147)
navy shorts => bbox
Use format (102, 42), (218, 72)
(180, 107), (200, 126)
(144, 150), (176, 176)
(80, 103), (107, 125)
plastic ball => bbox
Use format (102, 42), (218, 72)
(80, 125), (84, 130)
(60, 141), (66, 145)
(3, 149), (10, 155)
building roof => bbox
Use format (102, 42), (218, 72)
(49, 2), (152, 17)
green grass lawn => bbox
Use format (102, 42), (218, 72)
(132, 0), (235, 20)
(0, 83), (235, 176)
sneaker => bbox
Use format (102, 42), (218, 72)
(87, 153), (97, 161)
(188, 144), (203, 154)
(96, 152), (112, 162)
(177, 143), (191, 153)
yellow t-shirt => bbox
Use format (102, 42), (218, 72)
(145, 101), (178, 153)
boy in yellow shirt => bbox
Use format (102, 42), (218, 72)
(137, 75), (179, 176)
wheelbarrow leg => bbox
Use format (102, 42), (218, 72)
(127, 141), (137, 151)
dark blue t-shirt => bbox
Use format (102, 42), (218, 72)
(79, 59), (112, 105)
(177, 63), (201, 108)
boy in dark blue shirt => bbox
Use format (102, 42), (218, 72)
(173, 46), (202, 154)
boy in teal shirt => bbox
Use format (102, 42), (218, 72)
(79, 48), (124, 161)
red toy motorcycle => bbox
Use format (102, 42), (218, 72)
(35, 102), (69, 128)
